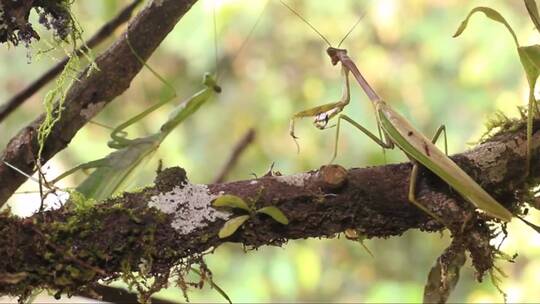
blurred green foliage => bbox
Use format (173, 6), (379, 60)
(1, 0), (539, 302)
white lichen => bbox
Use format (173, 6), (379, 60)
(148, 182), (230, 234)
(273, 172), (311, 187)
(250, 180), (258, 185)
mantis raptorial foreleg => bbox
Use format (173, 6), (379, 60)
(51, 158), (108, 183)
(107, 35), (178, 149)
(289, 66), (351, 152)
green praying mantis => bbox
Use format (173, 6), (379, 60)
(52, 72), (221, 202)
(49, 21), (223, 202)
(51, 0), (268, 202)
(282, 1), (515, 225)
(4, 50), (221, 203)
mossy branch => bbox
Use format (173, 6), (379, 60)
(0, 120), (538, 302)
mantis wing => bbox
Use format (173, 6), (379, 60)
(76, 135), (160, 201)
(376, 101), (512, 222)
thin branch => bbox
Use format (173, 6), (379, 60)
(213, 128), (256, 183)
(0, 0), (200, 207)
(0, 0), (143, 123)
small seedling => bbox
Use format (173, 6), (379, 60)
(453, 6), (540, 178)
(212, 194), (289, 239)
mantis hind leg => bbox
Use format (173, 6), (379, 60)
(431, 124), (448, 155)
(331, 114), (394, 164)
(408, 161), (446, 226)
(377, 123), (387, 165)
(408, 124), (448, 226)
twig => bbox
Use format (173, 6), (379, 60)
(213, 128), (256, 183)
(0, 0), (143, 123)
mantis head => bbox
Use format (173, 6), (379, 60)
(203, 72), (222, 93)
(326, 47), (347, 66)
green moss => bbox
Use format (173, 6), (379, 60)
(34, 2), (98, 164)
(478, 110), (522, 143)
(36, 53), (80, 162)
(0, 200), (179, 303)
(66, 190), (96, 212)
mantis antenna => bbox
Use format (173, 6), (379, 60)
(215, 0), (270, 81)
(230, 0), (269, 63)
(279, 0), (332, 47)
(337, 13), (365, 48)
(280, 0), (365, 48)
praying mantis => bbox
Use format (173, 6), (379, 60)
(282, 1), (514, 224)
(52, 72), (221, 201)
(51, 0), (268, 202)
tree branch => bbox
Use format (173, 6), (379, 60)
(0, 0), (143, 123)
(0, 120), (537, 301)
(0, 0), (199, 206)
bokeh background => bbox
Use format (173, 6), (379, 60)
(1, 0), (539, 302)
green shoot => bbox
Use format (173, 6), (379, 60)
(453, 6), (540, 177)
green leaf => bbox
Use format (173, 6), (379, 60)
(218, 215), (250, 239)
(517, 45), (540, 115)
(453, 6), (540, 176)
(518, 45), (540, 87)
(212, 194), (251, 211)
(525, 0), (540, 34)
(453, 7), (519, 48)
(256, 206), (289, 225)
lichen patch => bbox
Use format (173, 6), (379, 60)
(148, 183), (230, 234)
(273, 172), (311, 187)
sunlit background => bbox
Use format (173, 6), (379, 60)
(1, 0), (539, 302)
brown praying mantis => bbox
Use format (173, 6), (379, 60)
(282, 0), (514, 225)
